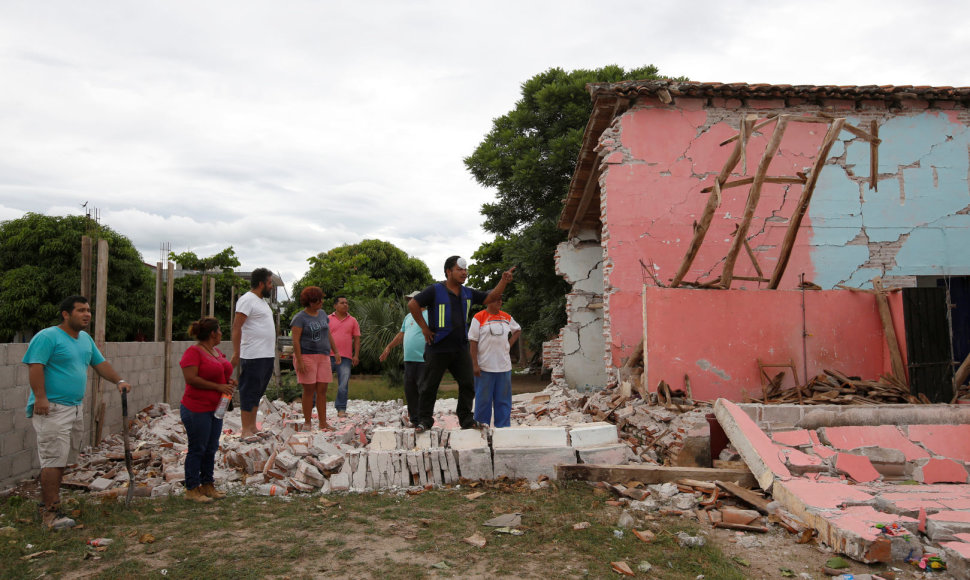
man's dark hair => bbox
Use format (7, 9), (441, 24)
(59, 295), (88, 315)
(444, 255), (461, 273)
(250, 268), (273, 289)
(334, 295), (347, 305)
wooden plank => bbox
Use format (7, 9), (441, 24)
(721, 115), (790, 288)
(557, 464), (757, 487)
(164, 261), (174, 404)
(767, 118), (844, 288)
(567, 150), (605, 239)
(952, 350), (970, 403)
(742, 236), (764, 279)
(90, 239), (108, 446)
(701, 175), (806, 193)
(671, 115), (756, 287)
(870, 120), (879, 191)
(718, 115), (777, 145)
(715, 480), (772, 514)
(873, 279), (907, 385)
(154, 261), (163, 342)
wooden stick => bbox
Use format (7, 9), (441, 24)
(952, 351), (970, 403)
(767, 118), (844, 288)
(818, 113), (882, 144)
(164, 261), (174, 404)
(719, 114), (777, 145)
(872, 278), (907, 386)
(721, 116), (790, 288)
(671, 115), (756, 287)
(90, 239), (108, 446)
(701, 175), (806, 193)
(742, 236), (764, 279)
(870, 120), (879, 191)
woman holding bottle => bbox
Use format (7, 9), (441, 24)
(179, 317), (235, 503)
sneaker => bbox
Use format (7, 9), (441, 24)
(414, 423), (428, 434)
(41, 508), (76, 531)
(185, 486), (214, 503)
(461, 421), (488, 430)
(337, 411), (347, 418)
(199, 483), (226, 500)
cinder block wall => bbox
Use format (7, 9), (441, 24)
(0, 340), (232, 489)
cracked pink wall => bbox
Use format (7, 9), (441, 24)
(643, 286), (905, 401)
(602, 99), (827, 367)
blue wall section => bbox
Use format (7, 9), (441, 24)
(809, 112), (970, 285)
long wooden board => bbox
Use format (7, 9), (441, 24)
(557, 464), (756, 487)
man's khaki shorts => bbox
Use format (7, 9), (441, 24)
(32, 403), (84, 468)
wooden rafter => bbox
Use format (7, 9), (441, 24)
(720, 116), (791, 288)
(767, 118), (845, 288)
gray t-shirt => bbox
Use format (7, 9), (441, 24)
(290, 310), (331, 355)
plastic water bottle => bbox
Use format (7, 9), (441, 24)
(214, 393), (231, 419)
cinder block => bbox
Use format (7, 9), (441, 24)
(370, 428), (398, 450)
(568, 422), (618, 448)
(329, 472), (350, 491)
(492, 446), (576, 481)
(0, 429), (25, 456)
(447, 428), (487, 450)
(760, 405), (802, 428)
(576, 443), (627, 465)
(492, 426), (568, 449)
(90, 477), (114, 492)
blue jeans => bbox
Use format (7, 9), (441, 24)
(331, 357), (352, 411)
(474, 370), (512, 428)
(180, 404), (223, 490)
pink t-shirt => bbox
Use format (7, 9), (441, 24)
(328, 313), (360, 359)
(180, 345), (233, 413)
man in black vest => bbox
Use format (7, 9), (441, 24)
(408, 256), (514, 431)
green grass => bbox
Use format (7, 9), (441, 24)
(1, 482), (745, 579)
(266, 371), (458, 403)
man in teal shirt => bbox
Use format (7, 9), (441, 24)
(379, 291), (428, 427)
(23, 295), (131, 530)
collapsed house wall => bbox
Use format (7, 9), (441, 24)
(593, 92), (970, 374)
(643, 286), (908, 399)
(0, 340), (201, 489)
(553, 228), (608, 390)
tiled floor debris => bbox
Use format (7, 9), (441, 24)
(715, 398), (970, 574)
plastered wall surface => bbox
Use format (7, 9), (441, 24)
(0, 340), (224, 488)
(599, 97), (970, 367)
(555, 229), (608, 390)
(642, 287), (906, 400)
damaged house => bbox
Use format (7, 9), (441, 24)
(551, 80), (970, 402)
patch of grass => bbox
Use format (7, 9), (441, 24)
(267, 372), (458, 403)
(1, 482), (745, 580)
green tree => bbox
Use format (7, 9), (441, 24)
(286, 239), (433, 322)
(0, 212), (154, 342)
(167, 247), (245, 340)
(464, 65), (678, 350)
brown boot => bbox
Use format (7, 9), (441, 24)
(199, 483), (226, 499)
(40, 504), (76, 531)
(185, 486), (214, 503)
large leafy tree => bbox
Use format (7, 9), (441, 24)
(464, 65), (676, 350)
(167, 247), (245, 340)
(0, 212), (154, 342)
(286, 239), (433, 322)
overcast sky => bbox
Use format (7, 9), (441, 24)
(2, 1), (968, 300)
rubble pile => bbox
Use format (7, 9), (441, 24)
(62, 386), (667, 496)
(754, 369), (926, 405)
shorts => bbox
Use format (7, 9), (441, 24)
(238, 357), (275, 412)
(296, 353), (333, 384)
(32, 403), (84, 468)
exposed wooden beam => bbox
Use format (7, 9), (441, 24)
(767, 118), (844, 288)
(721, 116), (790, 288)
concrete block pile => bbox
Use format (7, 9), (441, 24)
(56, 386), (653, 497)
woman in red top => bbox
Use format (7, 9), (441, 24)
(179, 317), (235, 503)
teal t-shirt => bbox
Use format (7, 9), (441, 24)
(22, 326), (105, 416)
(401, 311), (429, 363)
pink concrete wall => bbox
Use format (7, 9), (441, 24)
(603, 101), (826, 363)
(643, 287), (900, 401)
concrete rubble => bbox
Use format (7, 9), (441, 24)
(714, 398), (970, 575)
(57, 384), (716, 498)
